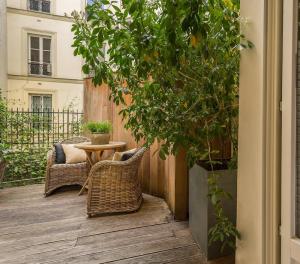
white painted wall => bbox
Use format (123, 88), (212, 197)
(7, 0), (85, 16)
(236, 0), (267, 263)
(7, 79), (83, 110)
(55, 0), (85, 16)
(0, 0), (7, 94)
(5, 0), (85, 110)
(7, 12), (82, 79)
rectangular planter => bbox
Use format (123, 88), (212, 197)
(189, 163), (237, 260)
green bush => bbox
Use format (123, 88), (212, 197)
(0, 96), (83, 187)
(0, 145), (47, 187)
(85, 121), (112, 134)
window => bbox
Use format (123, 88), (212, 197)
(28, 35), (52, 76)
(28, 0), (51, 13)
(30, 94), (52, 112)
(30, 94), (52, 129)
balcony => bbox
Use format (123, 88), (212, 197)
(28, 0), (51, 13)
(28, 62), (52, 77)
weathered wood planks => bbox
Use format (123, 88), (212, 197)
(0, 184), (205, 264)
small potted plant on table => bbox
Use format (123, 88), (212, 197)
(85, 121), (112, 145)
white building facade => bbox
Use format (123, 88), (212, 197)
(2, 0), (85, 111)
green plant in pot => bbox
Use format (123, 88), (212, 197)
(72, 0), (252, 257)
(85, 121), (112, 145)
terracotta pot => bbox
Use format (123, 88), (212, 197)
(90, 133), (110, 145)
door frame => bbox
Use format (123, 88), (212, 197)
(281, 0), (299, 262)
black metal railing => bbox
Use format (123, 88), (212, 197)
(28, 0), (51, 13)
(1, 108), (84, 148)
(0, 109), (84, 186)
(28, 62), (52, 76)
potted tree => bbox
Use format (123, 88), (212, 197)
(72, 0), (251, 260)
(85, 121), (112, 145)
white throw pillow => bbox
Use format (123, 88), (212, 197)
(61, 144), (87, 164)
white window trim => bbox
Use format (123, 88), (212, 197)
(24, 88), (57, 110)
(29, 93), (53, 111)
(26, 0), (52, 14)
(22, 28), (57, 77)
(28, 34), (52, 76)
(281, 0), (300, 263)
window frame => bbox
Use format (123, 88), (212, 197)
(30, 94), (53, 112)
(28, 34), (52, 77)
(27, 0), (51, 13)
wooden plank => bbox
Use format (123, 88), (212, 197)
(108, 245), (203, 264)
(0, 184), (203, 264)
(170, 255), (206, 264)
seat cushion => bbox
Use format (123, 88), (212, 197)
(54, 143), (66, 164)
(62, 144), (87, 164)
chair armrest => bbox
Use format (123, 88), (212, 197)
(46, 149), (55, 168)
(88, 160), (127, 177)
(88, 148), (146, 178)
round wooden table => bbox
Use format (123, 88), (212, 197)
(75, 141), (126, 195)
(75, 141), (127, 166)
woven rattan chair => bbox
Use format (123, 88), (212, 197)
(44, 137), (90, 196)
(87, 148), (146, 217)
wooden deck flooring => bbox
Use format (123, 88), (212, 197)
(0, 184), (235, 264)
(0, 184), (207, 264)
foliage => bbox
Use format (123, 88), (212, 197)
(85, 121), (112, 133)
(72, 0), (252, 249)
(0, 96), (84, 187)
(0, 144), (47, 187)
(0, 96), (7, 148)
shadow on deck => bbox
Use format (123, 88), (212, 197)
(0, 184), (207, 264)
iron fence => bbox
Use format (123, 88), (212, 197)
(0, 109), (84, 187)
(1, 108), (83, 148)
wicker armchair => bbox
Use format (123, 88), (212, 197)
(87, 148), (146, 217)
(44, 137), (90, 196)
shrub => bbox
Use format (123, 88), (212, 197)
(0, 145), (47, 187)
(0, 96), (84, 187)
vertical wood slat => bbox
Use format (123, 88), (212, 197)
(83, 79), (189, 219)
(296, 2), (300, 236)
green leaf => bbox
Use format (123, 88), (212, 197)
(82, 64), (90, 74)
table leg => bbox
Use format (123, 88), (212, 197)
(79, 151), (93, 196)
(86, 151), (93, 167)
(95, 150), (104, 163)
(78, 177), (89, 196)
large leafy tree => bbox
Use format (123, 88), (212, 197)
(72, 0), (251, 249)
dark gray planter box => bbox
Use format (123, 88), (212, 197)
(189, 164), (237, 260)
